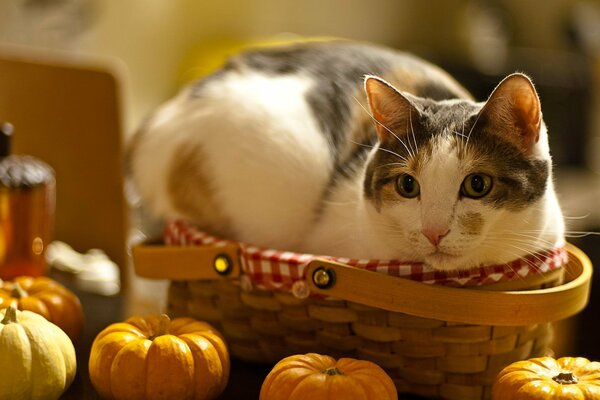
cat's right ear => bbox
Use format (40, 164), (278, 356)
(477, 73), (542, 153)
(365, 76), (419, 142)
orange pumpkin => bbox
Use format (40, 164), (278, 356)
(492, 356), (600, 399)
(260, 353), (397, 400)
(89, 314), (230, 400)
(0, 275), (84, 340)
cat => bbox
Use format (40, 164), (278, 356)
(128, 40), (565, 272)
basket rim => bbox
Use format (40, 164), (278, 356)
(133, 241), (591, 325)
(306, 243), (592, 326)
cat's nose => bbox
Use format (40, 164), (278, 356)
(422, 227), (450, 246)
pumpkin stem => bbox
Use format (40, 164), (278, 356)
(1, 305), (17, 325)
(323, 367), (344, 376)
(151, 314), (171, 340)
(552, 372), (578, 385)
(11, 282), (28, 299)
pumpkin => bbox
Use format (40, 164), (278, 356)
(89, 313), (230, 400)
(0, 275), (84, 340)
(0, 305), (77, 400)
(260, 353), (398, 400)
(492, 356), (600, 399)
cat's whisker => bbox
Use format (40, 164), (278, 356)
(483, 237), (559, 257)
(350, 140), (407, 162)
(562, 213), (591, 220)
(562, 232), (600, 238)
(484, 231), (549, 243)
(486, 236), (552, 260)
(498, 230), (558, 241)
(376, 162), (407, 170)
(477, 241), (543, 279)
(405, 119), (416, 157)
(476, 242), (530, 281)
(453, 130), (468, 139)
(460, 104), (467, 151)
(408, 106), (419, 155)
(464, 104), (485, 152)
(517, 229), (600, 238)
(374, 228), (407, 238)
(376, 146), (409, 162)
(502, 238), (557, 250)
(486, 237), (558, 255)
(452, 103), (469, 154)
(499, 243), (548, 274)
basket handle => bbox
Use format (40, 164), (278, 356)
(305, 243), (592, 326)
(132, 243), (241, 280)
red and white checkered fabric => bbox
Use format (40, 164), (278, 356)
(165, 221), (568, 293)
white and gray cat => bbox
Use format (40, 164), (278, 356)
(128, 40), (564, 272)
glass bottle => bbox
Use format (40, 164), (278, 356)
(0, 123), (55, 279)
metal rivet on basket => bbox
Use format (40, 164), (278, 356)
(291, 280), (309, 299)
(239, 275), (253, 292)
(213, 253), (233, 276)
(312, 267), (335, 289)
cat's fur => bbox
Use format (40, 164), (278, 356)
(128, 41), (564, 271)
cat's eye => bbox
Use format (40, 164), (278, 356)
(461, 173), (492, 199)
(396, 174), (420, 198)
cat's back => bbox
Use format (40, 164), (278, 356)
(129, 41), (471, 248)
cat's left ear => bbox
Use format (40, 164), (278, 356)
(478, 73), (542, 153)
(365, 76), (419, 142)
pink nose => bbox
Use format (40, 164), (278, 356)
(422, 227), (450, 246)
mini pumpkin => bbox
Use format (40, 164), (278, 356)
(0, 276), (84, 340)
(492, 356), (600, 399)
(89, 314), (230, 400)
(260, 353), (398, 400)
(0, 305), (77, 400)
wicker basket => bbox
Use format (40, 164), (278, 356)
(132, 240), (592, 400)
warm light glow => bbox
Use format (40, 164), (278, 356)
(32, 237), (44, 256)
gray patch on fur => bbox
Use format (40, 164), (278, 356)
(190, 42), (470, 166)
(227, 42), (394, 156)
(470, 134), (550, 210)
(220, 41), (474, 219)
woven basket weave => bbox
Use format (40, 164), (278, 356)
(133, 237), (592, 400)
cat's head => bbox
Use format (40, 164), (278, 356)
(362, 73), (563, 271)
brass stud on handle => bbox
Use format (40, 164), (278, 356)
(312, 267), (335, 289)
(213, 253), (233, 276)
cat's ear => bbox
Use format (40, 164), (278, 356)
(478, 73), (542, 152)
(365, 76), (419, 142)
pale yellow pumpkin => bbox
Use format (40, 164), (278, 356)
(0, 305), (77, 400)
(493, 356), (600, 399)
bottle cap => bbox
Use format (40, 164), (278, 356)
(0, 123), (55, 189)
(0, 122), (13, 157)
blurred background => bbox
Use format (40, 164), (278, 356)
(1, 0), (599, 359)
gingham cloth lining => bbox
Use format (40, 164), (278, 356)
(165, 221), (568, 293)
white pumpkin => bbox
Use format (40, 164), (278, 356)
(0, 306), (77, 400)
